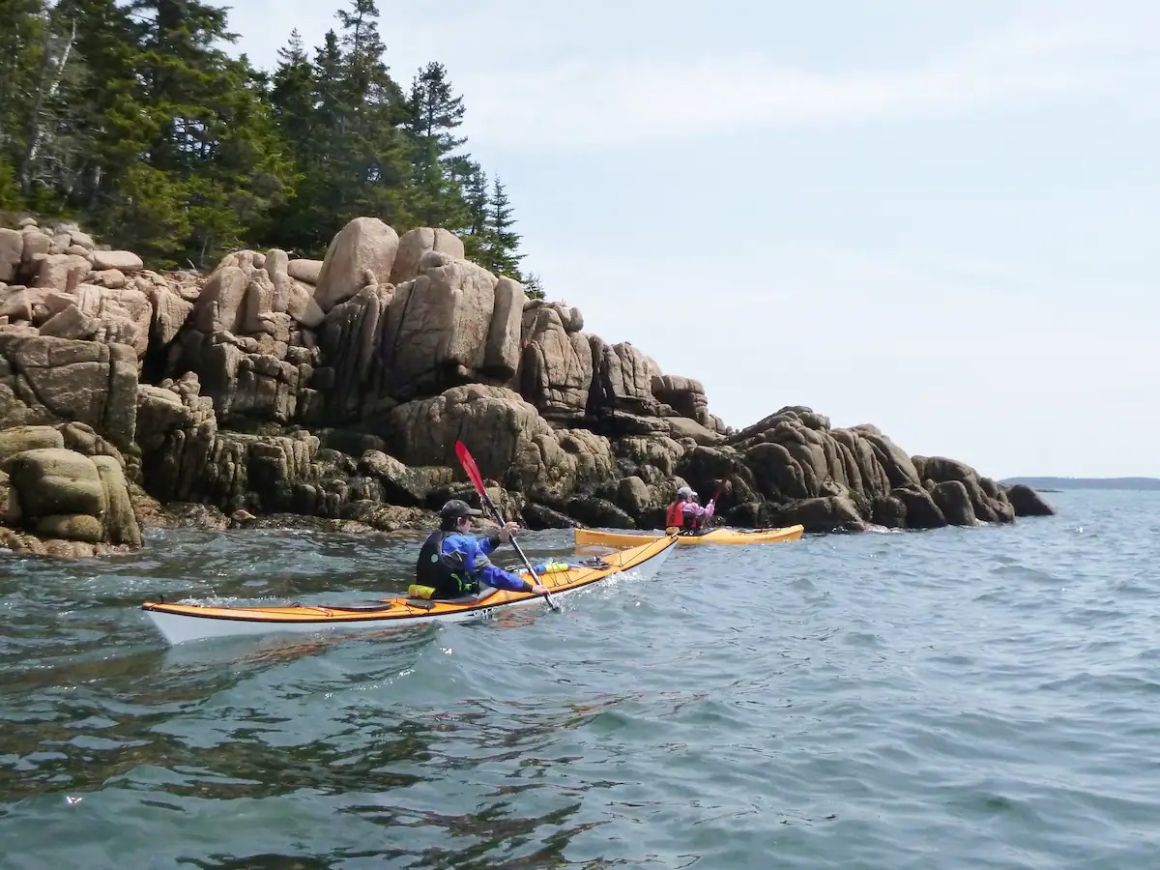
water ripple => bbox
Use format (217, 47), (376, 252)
(2, 492), (1160, 867)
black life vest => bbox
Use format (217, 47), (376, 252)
(416, 532), (479, 599)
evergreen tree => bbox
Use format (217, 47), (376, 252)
(0, 2), (44, 159)
(405, 62), (465, 154)
(312, 29), (345, 131)
(465, 164), (489, 235)
(460, 163), (489, 260)
(0, 0), (539, 287)
(269, 29), (314, 145)
(485, 177), (522, 277)
(16, 1), (78, 197)
(476, 175), (540, 295)
(0, 161), (20, 210)
(62, 0), (149, 213)
(264, 29), (318, 249)
(3, 0), (102, 210)
(269, 2), (411, 252)
(402, 61), (470, 228)
(521, 272), (546, 300)
(334, 0), (409, 223)
(103, 0), (294, 264)
(337, 0), (395, 104)
(265, 28), (346, 254)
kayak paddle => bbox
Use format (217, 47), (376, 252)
(453, 440), (560, 612)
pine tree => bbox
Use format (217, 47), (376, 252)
(2, 0), (100, 209)
(278, 1), (411, 241)
(62, 0), (149, 213)
(16, 2), (77, 197)
(0, 1), (47, 159)
(0, 1), (540, 285)
(0, 1), (44, 153)
(485, 177), (523, 278)
(401, 61), (470, 228)
(340, 0), (410, 222)
(337, 0), (396, 104)
(312, 29), (345, 131)
(265, 28), (348, 254)
(476, 175), (540, 295)
(0, 160), (20, 210)
(405, 62), (465, 154)
(521, 272), (546, 300)
(263, 29), (318, 250)
(102, 0), (295, 264)
(460, 163), (490, 261)
(269, 29), (314, 145)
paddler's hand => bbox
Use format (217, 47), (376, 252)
(498, 521), (520, 543)
(529, 583), (548, 595)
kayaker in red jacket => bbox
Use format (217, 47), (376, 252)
(664, 486), (716, 534)
(416, 499), (549, 599)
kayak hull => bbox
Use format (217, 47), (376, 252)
(142, 535), (676, 645)
(575, 525), (804, 548)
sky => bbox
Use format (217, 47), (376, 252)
(227, 0), (1159, 479)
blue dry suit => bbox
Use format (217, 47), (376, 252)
(425, 531), (530, 594)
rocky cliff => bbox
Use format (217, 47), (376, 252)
(0, 215), (1053, 556)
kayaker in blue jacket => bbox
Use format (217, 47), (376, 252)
(416, 499), (549, 599)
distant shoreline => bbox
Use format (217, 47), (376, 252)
(1003, 477), (1160, 492)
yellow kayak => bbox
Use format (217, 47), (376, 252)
(575, 525), (804, 548)
(143, 536), (677, 645)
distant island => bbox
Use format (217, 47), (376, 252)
(1002, 477), (1160, 491)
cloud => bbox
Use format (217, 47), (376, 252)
(529, 238), (1157, 436)
(457, 8), (1160, 148)
(563, 233), (1156, 474)
(231, 3), (1159, 149)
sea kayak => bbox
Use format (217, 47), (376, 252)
(575, 525), (804, 548)
(142, 535), (677, 645)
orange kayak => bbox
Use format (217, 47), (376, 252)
(143, 535), (677, 645)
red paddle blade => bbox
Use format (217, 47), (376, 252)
(454, 440), (487, 495)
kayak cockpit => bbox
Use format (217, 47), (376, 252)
(401, 586), (498, 610)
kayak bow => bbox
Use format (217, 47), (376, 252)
(142, 535), (676, 645)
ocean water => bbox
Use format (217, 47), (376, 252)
(2, 490), (1159, 868)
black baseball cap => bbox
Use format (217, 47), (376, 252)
(440, 499), (482, 519)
